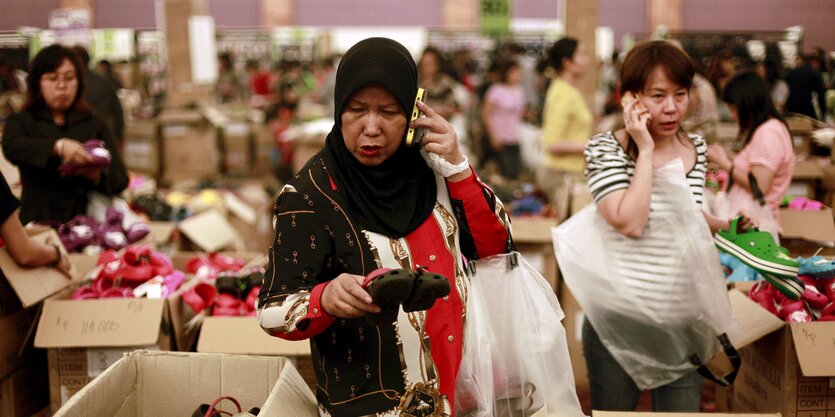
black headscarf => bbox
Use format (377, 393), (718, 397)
(321, 37), (437, 238)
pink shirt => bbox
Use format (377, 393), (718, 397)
(484, 83), (525, 144)
(732, 119), (795, 218)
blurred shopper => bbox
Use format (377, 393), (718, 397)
(216, 52), (242, 103)
(755, 56), (790, 114)
(0, 58), (20, 93)
(538, 37), (592, 220)
(418, 47), (460, 121)
(785, 54), (827, 120)
(708, 71), (795, 219)
(73, 46), (125, 143)
(312, 55), (337, 113)
(583, 40), (732, 412)
(95, 59), (123, 89)
(481, 59), (526, 180)
(1, 45), (128, 224)
(258, 37), (513, 417)
(684, 71), (720, 143)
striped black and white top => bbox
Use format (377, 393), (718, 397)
(584, 131), (708, 206)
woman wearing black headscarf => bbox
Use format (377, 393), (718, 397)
(258, 38), (513, 417)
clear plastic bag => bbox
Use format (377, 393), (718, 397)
(712, 186), (780, 243)
(455, 252), (586, 417)
(552, 160), (740, 390)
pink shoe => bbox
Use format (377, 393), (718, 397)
(799, 276), (829, 309)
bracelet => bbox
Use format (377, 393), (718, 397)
(55, 139), (64, 157)
(420, 150), (470, 178)
(47, 244), (61, 268)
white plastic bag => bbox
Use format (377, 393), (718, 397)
(553, 160), (740, 390)
(455, 252), (586, 417)
(87, 191), (144, 228)
(712, 186), (780, 243)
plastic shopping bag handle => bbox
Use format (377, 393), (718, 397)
(690, 333), (741, 387)
(727, 171), (767, 207)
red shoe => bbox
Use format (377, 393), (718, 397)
(799, 276), (829, 309)
(823, 279), (835, 301)
(124, 245), (152, 265)
(72, 285), (98, 300)
(822, 302), (835, 317)
(818, 315), (835, 321)
(749, 288), (778, 315)
(779, 299), (813, 322)
(245, 286), (261, 313)
(183, 283), (218, 314)
(209, 253), (245, 272)
(212, 293), (247, 316)
(149, 251), (174, 277)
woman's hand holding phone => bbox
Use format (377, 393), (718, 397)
(621, 91), (654, 152)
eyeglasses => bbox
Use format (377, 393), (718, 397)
(42, 73), (77, 85)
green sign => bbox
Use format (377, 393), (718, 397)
(481, 0), (512, 36)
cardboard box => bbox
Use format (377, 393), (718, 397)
(224, 184), (275, 252)
(177, 209), (244, 252)
(724, 286), (835, 417)
(0, 305), (40, 379)
(166, 251), (265, 351)
(34, 288), (174, 411)
(732, 323), (835, 417)
(158, 110), (220, 186)
(511, 216), (559, 292)
(123, 120), (159, 176)
(0, 228), (87, 309)
(0, 352), (49, 417)
(593, 412), (777, 417)
(221, 122), (254, 175)
(790, 159), (825, 198)
(196, 316), (316, 392)
(51, 350), (319, 417)
(779, 206), (835, 257)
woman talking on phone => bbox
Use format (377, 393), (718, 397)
(257, 37), (513, 417)
(581, 40), (735, 412)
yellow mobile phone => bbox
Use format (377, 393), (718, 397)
(405, 87), (427, 146)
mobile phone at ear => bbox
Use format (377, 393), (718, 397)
(406, 88), (427, 146)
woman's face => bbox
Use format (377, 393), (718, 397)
(340, 83), (407, 166)
(506, 66), (523, 85)
(40, 59), (78, 114)
(638, 67), (690, 140)
(419, 52), (440, 79)
(564, 43), (590, 77)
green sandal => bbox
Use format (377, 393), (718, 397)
(715, 217), (803, 299)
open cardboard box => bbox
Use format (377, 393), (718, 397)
(176, 208), (243, 252)
(727, 285), (835, 417)
(0, 228), (95, 309)
(34, 287), (174, 412)
(166, 251), (266, 351)
(778, 205), (835, 257)
(51, 350), (318, 417)
(593, 412), (778, 417)
(196, 317), (316, 392)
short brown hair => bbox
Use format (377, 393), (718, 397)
(619, 40), (694, 96)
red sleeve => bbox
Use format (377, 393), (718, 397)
(446, 168), (511, 258)
(264, 281), (336, 341)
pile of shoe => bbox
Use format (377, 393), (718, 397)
(715, 216), (803, 299)
(784, 196), (824, 211)
(748, 271), (835, 322)
(72, 245), (185, 300)
(131, 193), (189, 222)
(48, 207), (150, 253)
(182, 267), (264, 317)
(192, 396), (259, 417)
(184, 252), (247, 281)
(58, 140), (111, 176)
